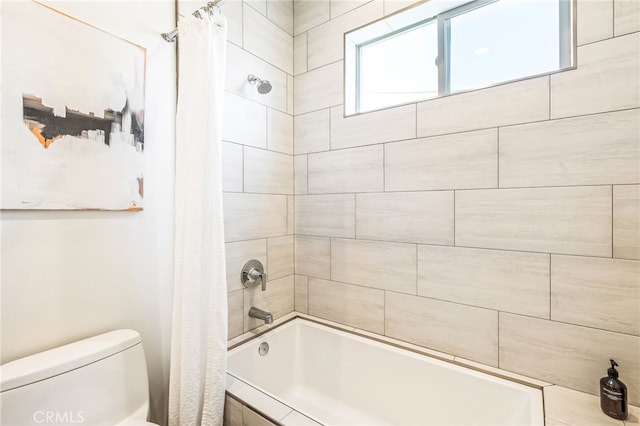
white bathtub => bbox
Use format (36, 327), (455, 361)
(227, 318), (544, 426)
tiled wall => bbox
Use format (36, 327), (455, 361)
(292, 0), (640, 405)
(224, 395), (278, 426)
(178, 0), (296, 339)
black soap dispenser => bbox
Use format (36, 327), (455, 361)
(600, 359), (628, 420)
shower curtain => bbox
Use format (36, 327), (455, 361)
(169, 12), (228, 426)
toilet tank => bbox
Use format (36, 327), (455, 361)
(0, 330), (150, 426)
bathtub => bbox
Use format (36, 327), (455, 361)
(226, 317), (544, 426)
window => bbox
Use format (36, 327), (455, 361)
(345, 0), (574, 115)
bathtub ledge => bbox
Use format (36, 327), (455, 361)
(544, 385), (639, 426)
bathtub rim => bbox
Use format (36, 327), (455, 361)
(229, 314), (545, 392)
(226, 313), (547, 425)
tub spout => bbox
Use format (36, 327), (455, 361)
(249, 307), (273, 324)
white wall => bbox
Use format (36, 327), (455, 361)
(0, 1), (176, 423)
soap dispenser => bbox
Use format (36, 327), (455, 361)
(600, 359), (628, 420)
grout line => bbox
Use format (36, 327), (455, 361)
(415, 102), (418, 138)
(269, 183), (619, 196)
(353, 193), (357, 239)
(242, 145), (246, 193)
(287, 235), (621, 261)
(383, 290), (387, 336)
(329, 237), (333, 280)
(453, 190), (456, 246)
(496, 128), (500, 188)
(266, 108), (270, 151)
(296, 106), (639, 155)
(382, 144), (386, 192)
(548, 254), (552, 320)
(497, 311), (500, 368)
(415, 244), (418, 296)
(305, 31), (309, 73)
(611, 185), (614, 258)
(548, 75), (552, 120)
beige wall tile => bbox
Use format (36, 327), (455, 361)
(267, 109), (293, 155)
(383, 0), (418, 15)
(287, 195), (294, 235)
(224, 193), (287, 241)
(544, 386), (624, 426)
(385, 129), (498, 191)
(294, 275), (309, 313)
(243, 147), (293, 194)
(386, 292), (499, 366)
(614, 0), (640, 36)
(307, 1), (383, 69)
(294, 61), (343, 115)
(228, 290), (245, 340)
(295, 236), (330, 279)
(222, 142), (243, 192)
(295, 194), (356, 237)
(417, 76), (549, 137)
(224, 394), (243, 426)
(226, 239), (267, 292)
(294, 0), (330, 35)
(267, 0), (293, 34)
(418, 245), (550, 318)
(243, 6), (293, 74)
(294, 155), (308, 195)
(331, 0), (373, 18)
(293, 33), (307, 76)
(308, 277), (384, 333)
(226, 43), (288, 112)
(331, 239), (416, 294)
(294, 109), (330, 154)
(222, 92), (267, 149)
(551, 33), (640, 119)
(356, 192), (454, 245)
(614, 185), (640, 260)
(246, 0), (267, 15)
(242, 406), (277, 426)
(244, 275), (294, 331)
(577, 0), (614, 46)
(455, 186), (612, 257)
(308, 145), (383, 193)
(287, 74), (294, 115)
(499, 313), (640, 406)
(551, 255), (640, 335)
(499, 109), (640, 187)
(267, 235), (294, 280)
(331, 104), (416, 149)
(544, 418), (572, 426)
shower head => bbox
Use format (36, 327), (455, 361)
(247, 74), (272, 94)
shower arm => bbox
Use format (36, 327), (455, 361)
(161, 0), (224, 42)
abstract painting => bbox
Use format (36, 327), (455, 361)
(1, 1), (146, 210)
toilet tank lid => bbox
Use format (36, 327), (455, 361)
(0, 329), (141, 392)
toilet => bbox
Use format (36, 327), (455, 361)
(0, 329), (158, 425)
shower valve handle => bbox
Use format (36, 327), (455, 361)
(247, 268), (267, 291)
(241, 260), (267, 291)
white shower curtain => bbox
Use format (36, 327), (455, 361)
(169, 12), (228, 426)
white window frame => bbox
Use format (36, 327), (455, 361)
(346, 0), (575, 116)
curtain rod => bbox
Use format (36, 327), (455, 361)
(161, 0), (223, 42)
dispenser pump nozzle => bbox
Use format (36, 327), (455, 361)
(608, 359), (619, 378)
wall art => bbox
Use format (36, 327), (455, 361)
(1, 1), (146, 210)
